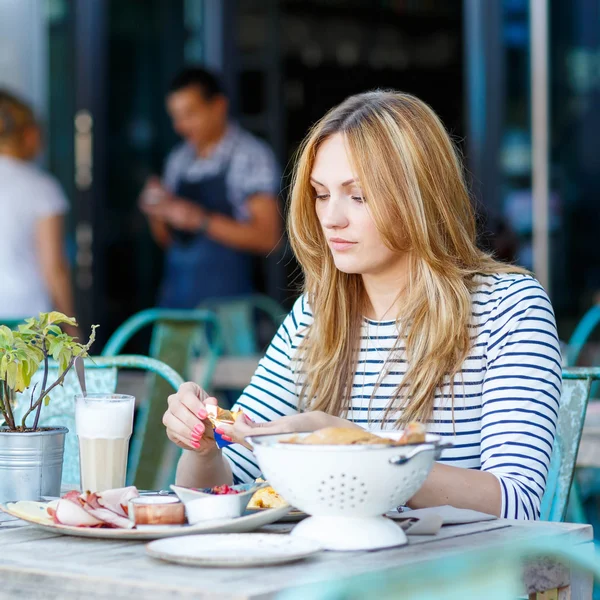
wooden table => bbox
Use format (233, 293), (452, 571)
(0, 515), (593, 600)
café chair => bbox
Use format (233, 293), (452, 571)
(197, 294), (286, 402)
(102, 309), (222, 488)
(540, 367), (600, 521)
(562, 306), (600, 525)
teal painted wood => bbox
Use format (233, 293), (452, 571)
(566, 305), (600, 366)
(277, 537), (600, 600)
(540, 367), (600, 521)
(102, 308), (222, 384)
(11, 355), (183, 488)
(102, 309), (221, 489)
(563, 308), (600, 526)
(0, 319), (26, 329)
(198, 294), (286, 357)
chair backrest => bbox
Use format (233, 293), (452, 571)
(102, 309), (220, 488)
(198, 294), (286, 357)
(13, 355), (183, 489)
(566, 305), (600, 366)
(540, 367), (600, 521)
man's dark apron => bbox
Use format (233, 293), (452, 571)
(158, 163), (253, 308)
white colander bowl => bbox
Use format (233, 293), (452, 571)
(247, 431), (451, 551)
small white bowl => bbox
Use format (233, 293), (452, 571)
(170, 482), (268, 525)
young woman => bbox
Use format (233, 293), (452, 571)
(162, 91), (561, 520)
(0, 90), (75, 323)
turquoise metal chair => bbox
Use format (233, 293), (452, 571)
(540, 367), (600, 521)
(12, 355), (183, 489)
(562, 307), (600, 525)
(277, 537), (600, 600)
(566, 304), (600, 367)
(102, 309), (222, 488)
(198, 294), (286, 357)
(198, 295), (286, 404)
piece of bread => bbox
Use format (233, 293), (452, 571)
(248, 479), (288, 509)
(298, 427), (384, 445)
(206, 405), (243, 427)
(397, 422), (427, 445)
(281, 423), (427, 446)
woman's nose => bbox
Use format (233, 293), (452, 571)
(320, 197), (349, 229)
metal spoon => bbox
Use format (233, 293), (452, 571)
(75, 356), (86, 396)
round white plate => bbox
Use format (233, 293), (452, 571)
(146, 533), (322, 567)
(0, 502), (291, 540)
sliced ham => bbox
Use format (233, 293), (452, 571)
(95, 486), (139, 517)
(52, 497), (104, 527)
(84, 507), (134, 529)
(49, 486), (140, 528)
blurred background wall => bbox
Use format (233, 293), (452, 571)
(0, 0), (598, 352)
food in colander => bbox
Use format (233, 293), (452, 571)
(282, 423), (427, 446)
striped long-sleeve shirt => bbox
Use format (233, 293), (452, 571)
(223, 273), (561, 520)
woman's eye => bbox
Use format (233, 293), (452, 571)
(352, 196), (365, 203)
(315, 194), (329, 200)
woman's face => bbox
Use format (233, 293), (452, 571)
(311, 133), (401, 277)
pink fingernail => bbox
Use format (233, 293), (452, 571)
(193, 423), (204, 435)
(191, 432), (202, 442)
(221, 435), (232, 442)
(215, 428), (224, 435)
(190, 440), (200, 449)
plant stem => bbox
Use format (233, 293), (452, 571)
(21, 355), (76, 429)
(0, 383), (9, 429)
(2, 380), (16, 431)
(31, 345), (49, 431)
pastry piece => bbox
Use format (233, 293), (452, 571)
(205, 405), (243, 427)
(248, 478), (288, 509)
(298, 427), (386, 445)
(397, 422), (427, 445)
(280, 423), (427, 446)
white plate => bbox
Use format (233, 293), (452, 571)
(146, 533), (322, 567)
(0, 502), (291, 540)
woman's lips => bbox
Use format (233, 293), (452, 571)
(329, 238), (357, 251)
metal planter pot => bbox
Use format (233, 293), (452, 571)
(0, 427), (68, 503)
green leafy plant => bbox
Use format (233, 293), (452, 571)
(0, 312), (97, 432)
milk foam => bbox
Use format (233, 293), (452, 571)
(75, 396), (134, 439)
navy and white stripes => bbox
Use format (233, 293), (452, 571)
(222, 273), (561, 520)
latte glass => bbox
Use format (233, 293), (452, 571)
(75, 393), (135, 492)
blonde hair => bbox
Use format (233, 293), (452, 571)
(288, 90), (526, 426)
(0, 90), (36, 153)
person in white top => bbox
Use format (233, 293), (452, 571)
(0, 90), (75, 322)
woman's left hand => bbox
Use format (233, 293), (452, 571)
(216, 411), (361, 449)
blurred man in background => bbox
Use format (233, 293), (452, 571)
(0, 90), (76, 326)
(140, 67), (281, 309)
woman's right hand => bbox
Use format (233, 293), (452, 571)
(163, 382), (218, 455)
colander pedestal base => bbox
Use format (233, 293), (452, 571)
(291, 515), (407, 551)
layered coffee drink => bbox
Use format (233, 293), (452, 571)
(75, 394), (135, 492)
